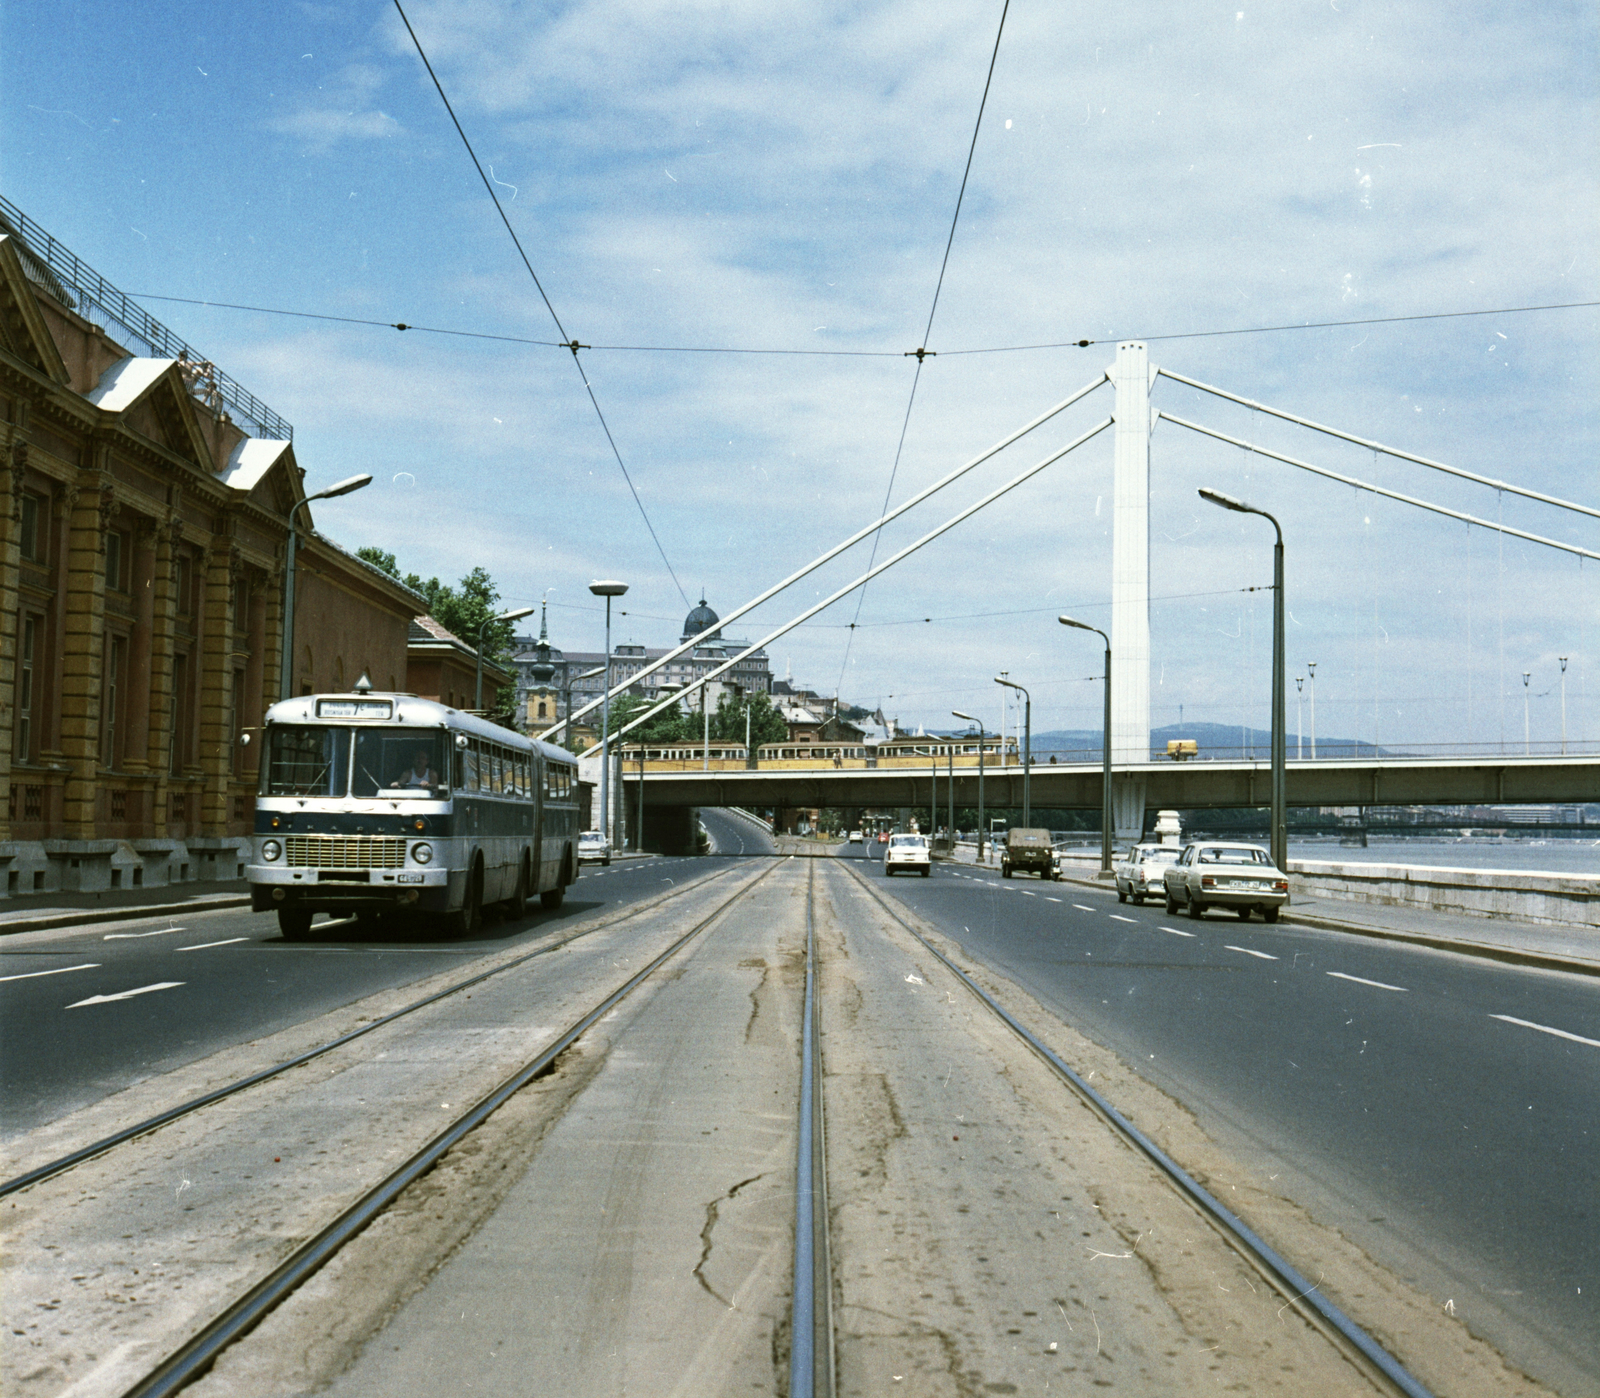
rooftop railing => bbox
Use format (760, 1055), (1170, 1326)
(0, 194), (292, 441)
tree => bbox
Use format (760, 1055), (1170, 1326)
(608, 692), (691, 745)
(358, 549), (520, 726)
(710, 690), (787, 748)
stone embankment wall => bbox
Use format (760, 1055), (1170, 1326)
(1287, 860), (1600, 930)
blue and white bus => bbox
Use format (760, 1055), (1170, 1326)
(248, 685), (579, 938)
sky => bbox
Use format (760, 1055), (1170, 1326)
(5, 0), (1596, 752)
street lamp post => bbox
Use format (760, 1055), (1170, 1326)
(1059, 616), (1112, 874)
(477, 606), (537, 713)
(1307, 661), (1317, 760)
(279, 474), (372, 699)
(952, 710), (987, 864)
(1559, 656), (1569, 755)
(1200, 488), (1287, 873)
(994, 676), (1032, 826)
(1522, 670), (1532, 756)
(1295, 676), (1305, 760)
(589, 580), (629, 846)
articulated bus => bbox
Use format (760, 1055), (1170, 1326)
(249, 687), (579, 939)
(620, 736), (1013, 773)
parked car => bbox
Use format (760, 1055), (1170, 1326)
(884, 832), (931, 876)
(1001, 828), (1058, 880)
(1115, 843), (1182, 903)
(1162, 842), (1289, 921)
(578, 830), (611, 866)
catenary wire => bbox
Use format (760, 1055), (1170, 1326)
(839, 0), (1013, 694)
(124, 291), (1599, 361)
(391, 0), (691, 608)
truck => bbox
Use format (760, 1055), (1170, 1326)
(1001, 827), (1058, 879)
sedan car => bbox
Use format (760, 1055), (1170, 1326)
(1115, 843), (1181, 903)
(578, 830), (611, 866)
(1162, 842), (1288, 921)
(883, 832), (931, 876)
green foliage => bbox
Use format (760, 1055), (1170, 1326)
(360, 550), (519, 726)
(608, 692), (691, 744)
(709, 690), (787, 747)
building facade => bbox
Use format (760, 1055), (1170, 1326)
(0, 201), (426, 895)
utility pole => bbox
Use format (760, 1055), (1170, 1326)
(1295, 676), (1304, 760)
(1307, 662), (1318, 760)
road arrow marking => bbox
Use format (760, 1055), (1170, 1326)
(67, 981), (185, 1008)
(1, 963), (101, 983)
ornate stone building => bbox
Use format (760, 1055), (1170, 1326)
(0, 201), (425, 895)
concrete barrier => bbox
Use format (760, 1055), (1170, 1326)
(1288, 860), (1600, 929)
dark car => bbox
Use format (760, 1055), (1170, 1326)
(1001, 828), (1059, 879)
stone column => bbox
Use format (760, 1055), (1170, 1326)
(148, 516), (181, 835)
(0, 430), (26, 841)
(1110, 342), (1152, 844)
(197, 538), (236, 832)
(59, 472), (115, 837)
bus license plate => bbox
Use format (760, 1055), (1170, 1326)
(398, 873), (423, 884)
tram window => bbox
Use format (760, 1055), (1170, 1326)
(262, 726), (349, 797)
(351, 729), (449, 798)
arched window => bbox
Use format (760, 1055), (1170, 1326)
(537, 700), (548, 718)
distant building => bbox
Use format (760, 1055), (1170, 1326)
(512, 595), (771, 736)
(406, 616), (512, 712)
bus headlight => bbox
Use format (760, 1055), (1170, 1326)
(412, 843), (433, 865)
(261, 839), (282, 862)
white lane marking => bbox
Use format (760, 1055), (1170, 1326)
(1046, 897), (1062, 903)
(103, 928), (186, 940)
(1326, 971), (1408, 993)
(1225, 945), (1279, 960)
(1072, 904), (1095, 912)
(1160, 927), (1196, 937)
(1491, 1014), (1600, 1048)
(1021, 891), (1037, 897)
(68, 981), (185, 1008)
(0, 962), (101, 983)
(177, 937), (250, 952)
(1109, 914), (1137, 923)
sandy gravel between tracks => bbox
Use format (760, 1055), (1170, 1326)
(823, 863), (1556, 1398)
(1, 863), (766, 1398)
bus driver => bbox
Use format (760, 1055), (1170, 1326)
(392, 748), (437, 790)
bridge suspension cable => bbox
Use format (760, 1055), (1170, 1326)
(1158, 412), (1600, 561)
(577, 417), (1115, 757)
(540, 372), (1110, 743)
(1157, 367), (1600, 520)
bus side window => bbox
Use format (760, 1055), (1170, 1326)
(462, 741), (478, 791)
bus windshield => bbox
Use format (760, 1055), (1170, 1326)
(262, 726), (350, 797)
(352, 728), (451, 798)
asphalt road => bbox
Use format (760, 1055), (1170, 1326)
(0, 850), (736, 1137)
(843, 839), (1598, 1396)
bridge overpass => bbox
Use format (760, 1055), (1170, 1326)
(620, 754), (1600, 814)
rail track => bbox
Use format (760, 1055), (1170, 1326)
(1, 859), (750, 1200)
(839, 858), (1437, 1398)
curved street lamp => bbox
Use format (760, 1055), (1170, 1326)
(952, 710), (987, 863)
(477, 606), (537, 713)
(281, 473), (371, 699)
(994, 676), (1032, 827)
(1058, 616), (1112, 874)
(1199, 487), (1287, 871)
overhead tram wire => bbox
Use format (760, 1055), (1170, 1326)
(390, 0), (691, 609)
(126, 291), (1599, 362)
(837, 0), (1014, 695)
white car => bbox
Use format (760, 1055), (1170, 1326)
(578, 830), (611, 866)
(1115, 844), (1182, 903)
(884, 833), (931, 877)
(848, 830), (864, 843)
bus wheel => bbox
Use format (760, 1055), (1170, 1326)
(504, 855), (529, 920)
(540, 856), (568, 911)
(278, 908), (313, 940)
(447, 859), (483, 936)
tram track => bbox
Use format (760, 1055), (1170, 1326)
(839, 858), (1436, 1398)
(112, 856), (786, 1398)
(1, 859), (753, 1201)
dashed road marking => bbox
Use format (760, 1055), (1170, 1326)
(1159, 927), (1196, 937)
(1225, 945), (1278, 960)
(1045, 897), (1062, 903)
(1072, 904), (1094, 912)
(1109, 914), (1137, 923)
(1491, 1014), (1600, 1048)
(1326, 971), (1407, 992)
(177, 937), (251, 952)
(0, 962), (101, 983)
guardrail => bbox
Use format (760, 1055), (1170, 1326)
(0, 195), (293, 441)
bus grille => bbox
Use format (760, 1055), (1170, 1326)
(285, 836), (408, 869)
